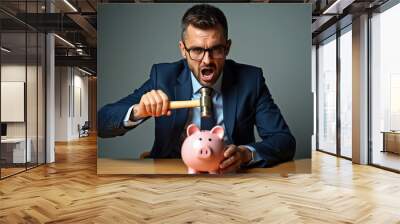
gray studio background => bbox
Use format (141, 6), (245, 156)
(98, 3), (312, 160)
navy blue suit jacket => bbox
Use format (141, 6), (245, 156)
(98, 59), (296, 167)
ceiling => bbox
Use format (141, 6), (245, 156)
(0, 0), (391, 75)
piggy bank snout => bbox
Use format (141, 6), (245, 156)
(197, 146), (212, 159)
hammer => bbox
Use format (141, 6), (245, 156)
(169, 87), (213, 118)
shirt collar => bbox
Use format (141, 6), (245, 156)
(190, 71), (223, 95)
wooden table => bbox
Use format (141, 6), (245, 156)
(97, 158), (311, 175)
(1, 138), (32, 164)
(381, 131), (400, 154)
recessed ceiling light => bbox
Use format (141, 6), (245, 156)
(77, 67), (93, 76)
(1, 47), (11, 53)
(54, 34), (75, 48)
(63, 0), (78, 12)
(322, 0), (353, 15)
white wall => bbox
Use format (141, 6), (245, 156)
(55, 66), (69, 141)
(55, 66), (89, 141)
(1, 64), (40, 138)
(1, 63), (46, 164)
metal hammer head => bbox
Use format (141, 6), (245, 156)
(199, 87), (213, 118)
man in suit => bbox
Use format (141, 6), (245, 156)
(98, 4), (295, 173)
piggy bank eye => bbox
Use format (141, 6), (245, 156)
(208, 138), (212, 141)
(199, 138), (202, 141)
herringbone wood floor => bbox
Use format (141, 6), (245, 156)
(1, 135), (400, 224)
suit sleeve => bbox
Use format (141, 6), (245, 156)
(247, 71), (296, 167)
(97, 65), (157, 138)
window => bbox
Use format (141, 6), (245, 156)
(371, 2), (400, 171)
(339, 27), (352, 158)
(317, 35), (337, 154)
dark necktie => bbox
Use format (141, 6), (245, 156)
(200, 89), (216, 130)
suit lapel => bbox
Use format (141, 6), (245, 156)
(222, 61), (237, 144)
(172, 61), (192, 138)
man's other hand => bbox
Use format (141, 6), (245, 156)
(219, 145), (252, 174)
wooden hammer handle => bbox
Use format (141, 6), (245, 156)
(169, 100), (200, 109)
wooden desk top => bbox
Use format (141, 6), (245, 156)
(97, 158), (311, 175)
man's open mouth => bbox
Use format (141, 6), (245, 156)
(200, 68), (215, 82)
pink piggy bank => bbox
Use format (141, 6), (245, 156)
(181, 124), (225, 174)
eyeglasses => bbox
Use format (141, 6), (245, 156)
(183, 42), (227, 62)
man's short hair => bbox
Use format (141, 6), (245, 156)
(181, 4), (228, 40)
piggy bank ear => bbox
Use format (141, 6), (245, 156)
(187, 123), (200, 136)
(210, 125), (224, 140)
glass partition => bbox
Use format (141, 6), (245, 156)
(1, 30), (28, 177)
(317, 35), (337, 155)
(38, 32), (45, 165)
(0, 1), (46, 179)
(371, 3), (400, 171)
(339, 26), (352, 158)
